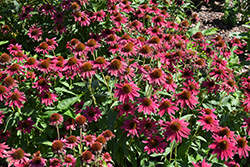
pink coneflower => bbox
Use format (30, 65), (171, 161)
(73, 101), (84, 114)
(139, 118), (159, 135)
(62, 135), (80, 149)
(32, 77), (50, 93)
(108, 44), (121, 54)
(162, 75), (177, 93)
(81, 150), (94, 163)
(102, 152), (112, 162)
(162, 117), (190, 143)
(175, 90), (198, 109)
(120, 43), (137, 57)
(93, 10), (106, 22)
(85, 39), (101, 54)
(107, 59), (127, 77)
(79, 61), (96, 79)
(38, 91), (58, 106)
(35, 42), (51, 55)
(146, 26), (163, 36)
(83, 106), (102, 123)
(16, 117), (35, 134)
(116, 102), (136, 117)
(1, 25), (11, 34)
(54, 24), (67, 34)
(5, 148), (30, 167)
(46, 37), (58, 50)
(63, 57), (80, 72)
(211, 56), (228, 67)
(0, 53), (11, 65)
(72, 42), (87, 57)
(208, 135), (236, 161)
(201, 78), (220, 94)
(75, 116), (87, 128)
(158, 98), (178, 116)
(179, 68), (195, 80)
(121, 118), (140, 138)
(145, 68), (166, 86)
(24, 57), (38, 69)
(92, 56), (109, 71)
(152, 15), (166, 26)
(111, 13), (127, 27)
(231, 37), (245, 48)
(119, 67), (136, 81)
(191, 159), (211, 167)
(200, 108), (217, 118)
(0, 142), (9, 158)
(114, 81), (140, 103)
(52, 12), (64, 23)
(137, 97), (158, 115)
(13, 51), (27, 63)
(49, 113), (63, 126)
(40, 4), (55, 15)
(222, 78), (238, 93)
(6, 63), (25, 76)
(139, 44), (152, 58)
(142, 135), (167, 154)
(183, 80), (200, 95)
(52, 140), (64, 153)
(7, 43), (22, 55)
(197, 115), (219, 132)
(0, 85), (9, 101)
(64, 117), (76, 131)
(49, 158), (61, 167)
(213, 127), (235, 139)
(30, 154), (47, 167)
(27, 25), (42, 41)
(235, 135), (250, 158)
(5, 88), (26, 108)
(63, 154), (76, 167)
(209, 67), (228, 81)
(83, 134), (96, 147)
(101, 130), (115, 141)
(4, 76), (17, 88)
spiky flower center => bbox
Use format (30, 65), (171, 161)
(150, 139), (159, 147)
(51, 159), (60, 166)
(166, 76), (173, 84)
(154, 16), (163, 22)
(10, 63), (20, 71)
(38, 79), (46, 86)
(103, 130), (113, 137)
(67, 135), (77, 143)
(81, 62), (92, 72)
(50, 113), (60, 122)
(65, 118), (74, 125)
(196, 58), (204, 65)
(237, 138), (247, 148)
(87, 39), (97, 47)
(107, 34), (116, 41)
(92, 141), (102, 151)
(76, 43), (85, 51)
(122, 84), (132, 94)
(123, 104), (131, 111)
(204, 116), (213, 124)
(11, 92), (20, 100)
(204, 108), (212, 115)
(150, 36), (160, 44)
(123, 43), (133, 52)
(31, 29), (39, 36)
(1, 53), (11, 62)
(44, 92), (51, 98)
(151, 69), (162, 78)
(161, 100), (171, 109)
(27, 58), (36, 65)
(140, 45), (151, 54)
(145, 122), (152, 130)
(56, 61), (63, 67)
(52, 140), (63, 151)
(0, 86), (6, 94)
(21, 121), (30, 128)
(82, 151), (92, 160)
(13, 148), (25, 160)
(96, 136), (106, 145)
(68, 57), (77, 65)
(75, 115), (86, 126)
(189, 83), (196, 90)
(227, 79), (235, 87)
(39, 42), (48, 49)
(40, 60), (49, 69)
(142, 98), (152, 107)
(64, 156), (72, 163)
(95, 57), (106, 64)
(218, 140), (229, 150)
(88, 109), (95, 117)
(170, 121), (181, 132)
(193, 32), (203, 39)
(85, 135), (93, 142)
(33, 156), (42, 164)
(110, 59), (122, 70)
(218, 128), (230, 138)
(180, 90), (191, 100)
(4, 76), (14, 86)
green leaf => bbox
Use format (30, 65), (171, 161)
(202, 28), (218, 36)
(36, 140), (52, 146)
(0, 41), (9, 46)
(44, 110), (60, 116)
(57, 96), (79, 110)
(243, 24), (250, 29)
(54, 87), (76, 95)
(60, 81), (69, 88)
(196, 136), (207, 142)
(73, 82), (85, 87)
(180, 114), (194, 121)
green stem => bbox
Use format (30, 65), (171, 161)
(174, 144), (178, 167)
(215, 93), (226, 110)
(56, 124), (60, 140)
(88, 78), (97, 105)
(179, 107), (184, 118)
(79, 127), (83, 155)
(169, 142), (174, 162)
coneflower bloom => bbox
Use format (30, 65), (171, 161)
(63, 57), (80, 72)
(116, 102), (136, 117)
(7, 43), (22, 55)
(62, 135), (80, 149)
(162, 75), (177, 93)
(162, 117), (190, 143)
(30, 154), (47, 167)
(111, 13), (127, 27)
(201, 78), (220, 94)
(222, 78), (238, 93)
(211, 56), (228, 67)
(24, 57), (38, 69)
(213, 127), (235, 139)
(137, 97), (158, 115)
(83, 134), (96, 147)
(145, 68), (166, 86)
(39, 91), (58, 106)
(93, 10), (106, 22)
(208, 135), (236, 161)
(52, 140), (64, 153)
(121, 118), (140, 138)
(102, 152), (112, 162)
(40, 4), (55, 15)
(32, 77), (50, 93)
(200, 108), (217, 118)
(0, 111), (4, 124)
(92, 56), (109, 71)
(6, 88), (26, 108)
(129, 20), (143, 31)
(197, 115), (219, 132)
(105, 34), (118, 46)
(35, 42), (51, 55)
(152, 15), (166, 26)
(235, 135), (250, 158)
(0, 85), (9, 101)
(5, 148), (30, 167)
(120, 43), (137, 57)
(158, 98), (178, 116)
(101, 130), (115, 141)
(146, 26), (163, 36)
(73, 43), (87, 57)
(107, 59), (127, 76)
(0, 130), (11, 142)
(114, 81), (140, 103)
(139, 44), (152, 58)
(27, 25), (42, 41)
(4, 76), (17, 88)
(49, 113), (63, 126)
(6, 63), (25, 76)
(81, 150), (94, 163)
(79, 61), (96, 79)
(225, 161), (240, 167)
(52, 12), (64, 23)
(16, 117), (35, 134)
(231, 37), (245, 48)
(13, 51), (27, 63)
(142, 135), (168, 154)
(119, 67), (136, 81)
(0, 142), (9, 158)
(183, 80), (200, 95)
(83, 106), (102, 123)
(209, 67), (228, 81)
(86, 39), (101, 54)
(175, 90), (198, 109)
(49, 158), (61, 167)
(139, 118), (159, 135)
(46, 37), (58, 50)
(73, 101), (84, 115)
(242, 117), (250, 135)
(64, 117), (76, 131)
(191, 159), (211, 167)
(63, 154), (76, 167)
(179, 68), (195, 80)
(0, 53), (11, 65)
